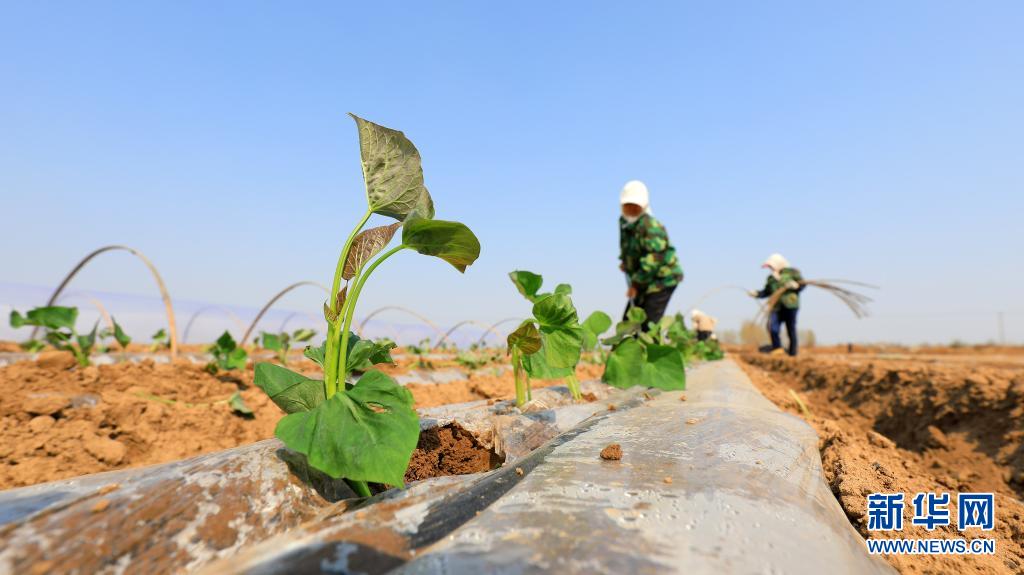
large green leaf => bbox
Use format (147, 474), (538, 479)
(507, 321), (541, 355)
(523, 339), (574, 379)
(215, 330), (237, 352)
(254, 362), (326, 413)
(643, 344), (687, 390)
(602, 339), (686, 391)
(508, 271), (543, 302)
(275, 370), (419, 485)
(261, 332), (283, 351)
(10, 306), (78, 330)
(581, 311), (613, 350)
(402, 218), (481, 272)
(531, 294), (582, 369)
(350, 114), (435, 221)
(532, 294), (578, 328)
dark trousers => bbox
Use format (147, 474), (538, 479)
(768, 307), (799, 356)
(696, 330), (712, 341)
(624, 286), (676, 330)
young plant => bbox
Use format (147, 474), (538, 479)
(405, 338), (434, 369)
(506, 271), (585, 406)
(205, 331), (248, 374)
(252, 115), (480, 496)
(10, 306), (103, 367)
(98, 320), (132, 354)
(601, 307), (686, 391)
(150, 328), (170, 352)
(19, 339), (46, 353)
(260, 328), (317, 365)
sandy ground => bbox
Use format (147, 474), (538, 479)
(737, 353), (1024, 574)
(0, 348), (601, 490)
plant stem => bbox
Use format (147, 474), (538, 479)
(346, 479), (373, 498)
(334, 245), (406, 395)
(324, 210), (372, 396)
(513, 347), (527, 407)
(564, 373), (581, 400)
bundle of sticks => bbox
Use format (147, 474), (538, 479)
(755, 279), (876, 324)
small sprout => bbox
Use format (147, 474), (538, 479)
(205, 331), (247, 374)
(261, 328), (317, 365)
(150, 328), (170, 352)
(600, 443), (623, 461)
(228, 392), (253, 416)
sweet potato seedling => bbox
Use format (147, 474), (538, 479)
(10, 306), (107, 367)
(205, 331), (248, 374)
(260, 328), (316, 365)
(506, 271), (588, 406)
(601, 308), (687, 391)
(98, 321), (132, 354)
(253, 115), (480, 496)
(150, 328), (170, 352)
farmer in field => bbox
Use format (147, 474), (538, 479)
(618, 180), (683, 327)
(749, 253), (804, 356)
(690, 309), (717, 341)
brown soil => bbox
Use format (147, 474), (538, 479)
(737, 353), (1024, 574)
(0, 349), (591, 490)
(404, 424), (500, 482)
(401, 362), (606, 409)
(600, 443), (622, 461)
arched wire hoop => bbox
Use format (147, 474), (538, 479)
(31, 245), (179, 358)
(240, 281), (329, 346)
(182, 306), (248, 343)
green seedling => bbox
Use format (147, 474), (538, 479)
(150, 328), (170, 352)
(10, 306), (110, 367)
(405, 338), (434, 369)
(252, 115), (480, 496)
(506, 271), (586, 406)
(601, 307), (686, 391)
(260, 328), (317, 365)
(205, 331), (248, 374)
(19, 339), (46, 353)
(97, 321), (132, 354)
(455, 349), (500, 371)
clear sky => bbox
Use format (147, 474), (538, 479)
(2, 1), (1022, 344)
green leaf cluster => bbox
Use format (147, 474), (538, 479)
(260, 328), (317, 365)
(506, 271), (613, 405)
(8, 306), (128, 367)
(253, 114), (480, 491)
(205, 331), (248, 374)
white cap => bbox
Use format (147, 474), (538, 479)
(762, 253), (789, 271)
(619, 180), (650, 209)
(690, 309), (703, 320)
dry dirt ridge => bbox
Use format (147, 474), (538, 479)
(0, 351), (602, 489)
(739, 353), (1024, 575)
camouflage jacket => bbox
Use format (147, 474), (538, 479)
(756, 267), (804, 309)
(619, 214), (683, 294)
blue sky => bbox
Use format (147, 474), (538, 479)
(1, 1), (1022, 344)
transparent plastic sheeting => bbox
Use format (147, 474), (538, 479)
(397, 361), (895, 575)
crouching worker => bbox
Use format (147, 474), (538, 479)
(690, 309), (717, 341)
(618, 180), (684, 327)
(748, 253), (804, 356)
